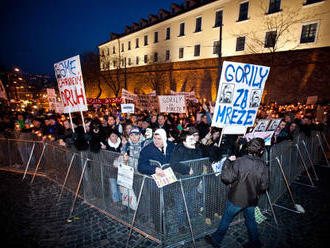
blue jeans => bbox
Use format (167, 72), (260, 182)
(212, 200), (261, 248)
(109, 178), (122, 203)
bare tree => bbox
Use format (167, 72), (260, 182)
(81, 52), (102, 98)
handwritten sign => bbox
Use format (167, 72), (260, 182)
(121, 103), (135, 113)
(136, 95), (159, 111)
(158, 95), (186, 113)
(121, 88), (137, 101)
(170, 90), (198, 102)
(253, 119), (271, 132)
(54, 55), (87, 113)
(117, 164), (134, 189)
(211, 61), (270, 132)
(87, 98), (122, 104)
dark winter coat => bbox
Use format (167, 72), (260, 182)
(138, 141), (175, 176)
(169, 143), (202, 175)
(221, 155), (269, 208)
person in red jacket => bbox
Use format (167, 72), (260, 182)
(205, 137), (269, 248)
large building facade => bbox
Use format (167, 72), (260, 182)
(96, 0), (330, 103)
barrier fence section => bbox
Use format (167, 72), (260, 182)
(0, 131), (328, 247)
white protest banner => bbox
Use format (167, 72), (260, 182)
(55, 101), (64, 114)
(267, 119), (282, 131)
(158, 95), (186, 113)
(306, 96), (318, 105)
(117, 164), (134, 189)
(136, 95), (159, 111)
(46, 88), (56, 111)
(46, 88), (56, 98)
(211, 61), (270, 133)
(119, 186), (137, 210)
(54, 55), (87, 113)
(0, 80), (8, 100)
(152, 167), (177, 188)
(121, 88), (137, 100)
(121, 103), (135, 114)
(245, 131), (274, 146)
(170, 90), (198, 102)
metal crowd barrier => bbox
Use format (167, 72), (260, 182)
(0, 130), (329, 248)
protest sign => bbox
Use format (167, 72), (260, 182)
(121, 89), (137, 101)
(55, 101), (64, 114)
(158, 95), (186, 113)
(46, 88), (56, 110)
(211, 156), (227, 176)
(0, 80), (8, 100)
(211, 61), (270, 133)
(119, 186), (137, 210)
(87, 97), (122, 104)
(306, 96), (318, 105)
(267, 119), (282, 131)
(170, 90), (198, 102)
(54, 55), (87, 113)
(152, 167), (177, 188)
(117, 164), (134, 189)
(136, 95), (159, 111)
(245, 131), (274, 146)
(121, 103), (135, 114)
(253, 119), (271, 132)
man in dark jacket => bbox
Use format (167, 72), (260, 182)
(205, 138), (269, 248)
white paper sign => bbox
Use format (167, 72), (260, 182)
(117, 164), (134, 189)
(54, 55), (88, 113)
(158, 95), (186, 113)
(253, 119), (271, 132)
(152, 167), (177, 188)
(121, 103), (135, 114)
(0, 80), (8, 100)
(211, 61), (270, 133)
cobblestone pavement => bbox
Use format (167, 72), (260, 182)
(1, 165), (330, 248)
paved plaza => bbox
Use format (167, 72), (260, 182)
(1, 164), (330, 248)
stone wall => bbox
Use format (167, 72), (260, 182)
(86, 47), (330, 104)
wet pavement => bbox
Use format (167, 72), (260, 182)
(1, 164), (330, 248)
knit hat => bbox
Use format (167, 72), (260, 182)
(129, 127), (141, 135)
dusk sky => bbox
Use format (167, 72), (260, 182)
(0, 0), (182, 76)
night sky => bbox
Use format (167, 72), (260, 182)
(0, 0), (182, 76)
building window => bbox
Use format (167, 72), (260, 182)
(300, 23), (318, 43)
(265, 31), (277, 48)
(121, 43), (124, 52)
(128, 58), (132, 65)
(179, 23), (185, 36)
(154, 52), (158, 62)
(113, 60), (117, 67)
(194, 44), (200, 56)
(136, 56), (139, 65)
(154, 32), (159, 43)
(144, 35), (148, 46)
(144, 54), (148, 63)
(107, 48), (110, 55)
(213, 40), (220, 54)
(304, 0), (323, 5)
(179, 47), (184, 58)
(128, 41), (131, 50)
(166, 50), (170, 61)
(113, 46), (116, 54)
(166, 27), (171, 40)
(214, 10), (223, 27)
(236, 37), (245, 51)
(195, 17), (202, 32)
(238, 2), (249, 22)
(136, 38), (139, 48)
(268, 0), (281, 14)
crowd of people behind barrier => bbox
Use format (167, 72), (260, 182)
(0, 100), (329, 247)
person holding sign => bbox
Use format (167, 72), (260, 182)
(205, 138), (269, 248)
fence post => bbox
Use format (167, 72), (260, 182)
(302, 140), (319, 181)
(179, 180), (196, 248)
(317, 133), (330, 167)
(273, 157), (305, 214)
(322, 132), (330, 152)
(295, 143), (315, 187)
(22, 142), (36, 181)
(31, 142), (47, 184)
(126, 176), (146, 248)
(7, 139), (12, 167)
(69, 158), (89, 218)
(58, 153), (76, 201)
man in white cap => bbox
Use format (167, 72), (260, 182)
(137, 128), (175, 232)
(138, 128), (175, 176)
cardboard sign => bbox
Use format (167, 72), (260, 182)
(121, 103), (135, 113)
(117, 164), (134, 189)
(54, 55), (88, 113)
(136, 95), (159, 111)
(158, 95), (186, 113)
(211, 61), (270, 132)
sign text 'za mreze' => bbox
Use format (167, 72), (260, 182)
(212, 61), (270, 131)
(54, 55), (87, 113)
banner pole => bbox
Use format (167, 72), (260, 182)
(68, 111), (75, 133)
(80, 111), (86, 133)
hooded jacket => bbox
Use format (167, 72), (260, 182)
(221, 154), (269, 208)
